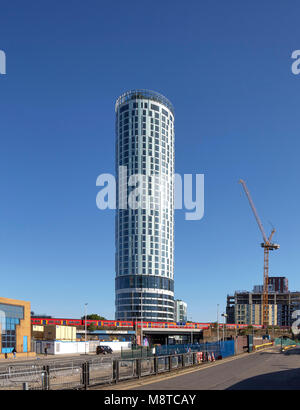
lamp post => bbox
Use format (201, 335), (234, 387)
(221, 313), (228, 341)
(140, 288), (143, 347)
(217, 304), (220, 343)
(189, 316), (193, 345)
(84, 303), (88, 355)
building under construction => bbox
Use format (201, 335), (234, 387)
(226, 276), (300, 327)
(239, 179), (280, 327)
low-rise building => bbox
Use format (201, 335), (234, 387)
(42, 325), (76, 341)
(32, 325), (44, 340)
(0, 296), (35, 358)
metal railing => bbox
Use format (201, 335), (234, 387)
(155, 340), (235, 359)
(115, 89), (175, 115)
(0, 369), (45, 390)
(0, 351), (219, 390)
(121, 346), (155, 359)
(274, 337), (300, 347)
(252, 342), (273, 351)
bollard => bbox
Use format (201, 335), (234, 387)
(154, 357), (158, 375)
(82, 362), (89, 390)
(136, 359), (141, 379)
(82, 363), (85, 387)
(42, 366), (50, 390)
(113, 360), (119, 384)
(86, 362), (90, 387)
(41, 372), (46, 390)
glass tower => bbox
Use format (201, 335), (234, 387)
(115, 90), (175, 321)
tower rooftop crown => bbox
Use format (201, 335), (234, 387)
(115, 89), (174, 115)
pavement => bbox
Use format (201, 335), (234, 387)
(95, 346), (300, 390)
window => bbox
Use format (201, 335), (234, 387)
(120, 104), (129, 113)
(0, 303), (24, 353)
(116, 275), (174, 291)
(151, 104), (159, 112)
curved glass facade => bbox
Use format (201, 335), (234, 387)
(116, 275), (174, 292)
(115, 90), (175, 321)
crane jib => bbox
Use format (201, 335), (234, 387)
(239, 179), (279, 327)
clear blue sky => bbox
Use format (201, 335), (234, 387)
(0, 0), (300, 321)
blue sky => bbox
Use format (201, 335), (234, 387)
(0, 0), (300, 321)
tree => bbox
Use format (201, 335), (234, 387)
(81, 314), (107, 320)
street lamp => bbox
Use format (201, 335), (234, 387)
(217, 304), (220, 343)
(189, 316), (193, 345)
(141, 291), (143, 346)
(84, 303), (88, 355)
(221, 313), (228, 341)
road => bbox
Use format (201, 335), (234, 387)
(0, 352), (119, 373)
(105, 347), (300, 390)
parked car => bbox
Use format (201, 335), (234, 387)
(96, 345), (113, 355)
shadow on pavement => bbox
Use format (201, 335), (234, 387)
(283, 348), (300, 355)
(227, 367), (300, 390)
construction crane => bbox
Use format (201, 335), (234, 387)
(239, 179), (280, 328)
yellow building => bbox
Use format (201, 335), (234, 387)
(0, 296), (35, 359)
(32, 325), (44, 340)
(235, 303), (278, 326)
(43, 325), (76, 341)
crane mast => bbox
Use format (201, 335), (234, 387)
(239, 179), (279, 328)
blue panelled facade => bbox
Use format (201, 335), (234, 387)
(0, 303), (24, 353)
(155, 340), (235, 359)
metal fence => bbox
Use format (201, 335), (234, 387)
(219, 340), (235, 358)
(0, 338), (269, 390)
(274, 338), (300, 347)
(155, 343), (216, 356)
(0, 351), (220, 390)
(0, 369), (45, 390)
(155, 340), (235, 359)
(121, 346), (155, 359)
(0, 356), (114, 390)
